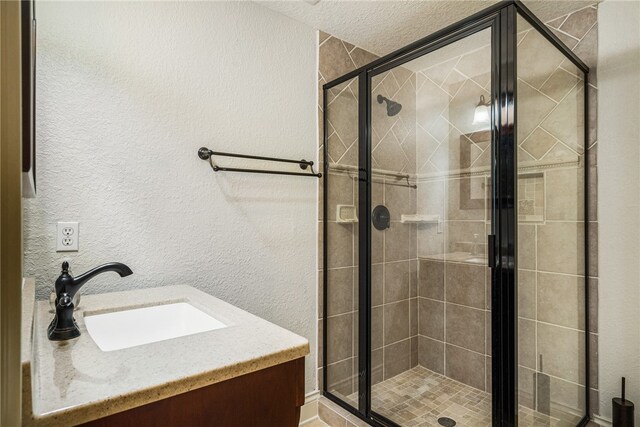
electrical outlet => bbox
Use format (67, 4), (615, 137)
(57, 222), (79, 252)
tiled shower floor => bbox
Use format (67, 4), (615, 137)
(345, 366), (576, 427)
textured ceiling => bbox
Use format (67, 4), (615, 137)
(258, 0), (597, 56)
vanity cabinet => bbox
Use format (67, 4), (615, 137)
(79, 357), (305, 427)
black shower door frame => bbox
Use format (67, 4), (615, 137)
(322, 2), (590, 426)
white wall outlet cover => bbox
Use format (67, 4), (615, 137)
(56, 221), (79, 252)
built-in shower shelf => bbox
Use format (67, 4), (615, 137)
(400, 214), (440, 224)
(336, 205), (358, 223)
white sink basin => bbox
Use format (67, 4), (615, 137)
(84, 302), (227, 352)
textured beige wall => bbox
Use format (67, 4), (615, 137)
(26, 0), (319, 393)
(597, 0), (640, 424)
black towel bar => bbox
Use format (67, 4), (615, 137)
(198, 147), (322, 178)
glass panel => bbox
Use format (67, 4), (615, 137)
(516, 14), (587, 425)
(324, 76), (360, 406)
(370, 27), (493, 425)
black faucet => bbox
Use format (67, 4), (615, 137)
(48, 261), (133, 341)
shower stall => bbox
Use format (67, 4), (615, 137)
(322, 2), (590, 426)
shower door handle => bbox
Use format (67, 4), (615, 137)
(487, 234), (496, 268)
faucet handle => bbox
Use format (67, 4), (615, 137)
(55, 261), (74, 301)
(47, 292), (80, 341)
(58, 292), (72, 307)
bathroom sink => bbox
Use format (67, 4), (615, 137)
(84, 302), (227, 351)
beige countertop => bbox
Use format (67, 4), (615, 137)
(22, 284), (309, 426)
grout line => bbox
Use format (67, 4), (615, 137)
(389, 69), (403, 97)
(437, 55), (463, 94)
(536, 318), (589, 334)
(517, 29), (531, 47)
(552, 26), (581, 43)
(318, 34), (331, 48)
(443, 181), (448, 376)
(574, 20), (598, 47)
(333, 138), (357, 166)
(417, 334), (486, 358)
(548, 13), (570, 31)
(418, 296), (489, 313)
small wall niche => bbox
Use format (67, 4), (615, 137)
(517, 172), (545, 223)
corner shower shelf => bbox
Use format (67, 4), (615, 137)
(401, 214), (443, 233)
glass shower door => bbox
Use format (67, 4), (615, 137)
(324, 76), (360, 406)
(369, 27), (494, 426)
(515, 13), (588, 426)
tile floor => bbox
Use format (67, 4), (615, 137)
(336, 366), (580, 427)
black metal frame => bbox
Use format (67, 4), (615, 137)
(492, 6), (518, 425)
(322, 2), (590, 426)
(580, 72), (592, 427)
(357, 71), (372, 417)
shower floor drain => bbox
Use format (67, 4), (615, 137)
(438, 417), (457, 427)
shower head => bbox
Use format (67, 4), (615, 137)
(377, 94), (402, 117)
